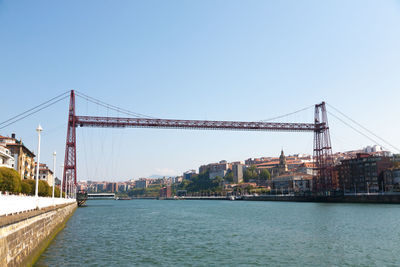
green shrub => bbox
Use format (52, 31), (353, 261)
(21, 179), (52, 197)
(21, 180), (33, 195)
(23, 179), (36, 195)
(0, 167), (21, 194)
(54, 186), (61, 197)
(38, 180), (51, 197)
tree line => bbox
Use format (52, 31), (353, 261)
(242, 165), (271, 183)
(178, 170), (223, 194)
(0, 167), (62, 197)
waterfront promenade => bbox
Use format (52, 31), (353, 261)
(0, 193), (75, 216)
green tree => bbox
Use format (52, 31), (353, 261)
(245, 185), (253, 194)
(127, 184), (163, 197)
(213, 176), (224, 187)
(243, 165), (258, 182)
(180, 179), (191, 189)
(259, 169), (271, 181)
(224, 171), (234, 183)
(176, 170), (223, 194)
(0, 167), (21, 193)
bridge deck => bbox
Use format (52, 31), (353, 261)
(75, 116), (317, 132)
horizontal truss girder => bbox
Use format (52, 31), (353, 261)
(75, 116), (317, 132)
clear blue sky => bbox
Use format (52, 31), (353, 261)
(1, 0), (399, 181)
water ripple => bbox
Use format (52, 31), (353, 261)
(36, 200), (400, 266)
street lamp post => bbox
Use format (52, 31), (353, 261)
(60, 165), (64, 199)
(52, 151), (56, 200)
(35, 125), (43, 208)
(66, 175), (69, 198)
(70, 176), (73, 198)
(70, 177), (72, 198)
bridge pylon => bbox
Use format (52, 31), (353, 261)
(62, 90), (77, 196)
(313, 102), (335, 194)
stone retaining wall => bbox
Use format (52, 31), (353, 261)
(0, 202), (77, 266)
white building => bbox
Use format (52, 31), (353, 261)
(34, 163), (54, 187)
(364, 145), (383, 153)
(0, 145), (15, 169)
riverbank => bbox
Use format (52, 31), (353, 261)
(242, 194), (400, 204)
(0, 201), (77, 266)
(178, 194), (400, 204)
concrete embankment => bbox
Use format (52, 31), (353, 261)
(243, 194), (400, 204)
(0, 202), (77, 267)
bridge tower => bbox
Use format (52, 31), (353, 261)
(313, 102), (334, 193)
(62, 90), (77, 194)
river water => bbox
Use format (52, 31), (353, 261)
(35, 200), (400, 266)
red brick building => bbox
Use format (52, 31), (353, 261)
(159, 186), (172, 198)
(336, 153), (393, 193)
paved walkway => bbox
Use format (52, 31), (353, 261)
(0, 194), (76, 216)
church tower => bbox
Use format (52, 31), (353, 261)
(278, 149), (288, 174)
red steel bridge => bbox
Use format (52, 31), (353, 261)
(63, 90), (335, 195)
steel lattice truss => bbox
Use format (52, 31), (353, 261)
(75, 116), (317, 132)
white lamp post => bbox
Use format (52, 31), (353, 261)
(70, 177), (73, 198)
(60, 165), (64, 199)
(66, 175), (69, 198)
(52, 151), (56, 200)
(69, 176), (71, 198)
(35, 124), (43, 208)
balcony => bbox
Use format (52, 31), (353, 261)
(0, 146), (13, 159)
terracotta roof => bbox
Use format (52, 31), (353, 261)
(0, 135), (14, 139)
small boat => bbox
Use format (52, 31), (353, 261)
(77, 190), (88, 206)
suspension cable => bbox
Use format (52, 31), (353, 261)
(74, 91), (158, 119)
(0, 94), (70, 130)
(0, 91), (69, 127)
(327, 103), (400, 153)
(260, 105), (314, 122)
(327, 111), (392, 152)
